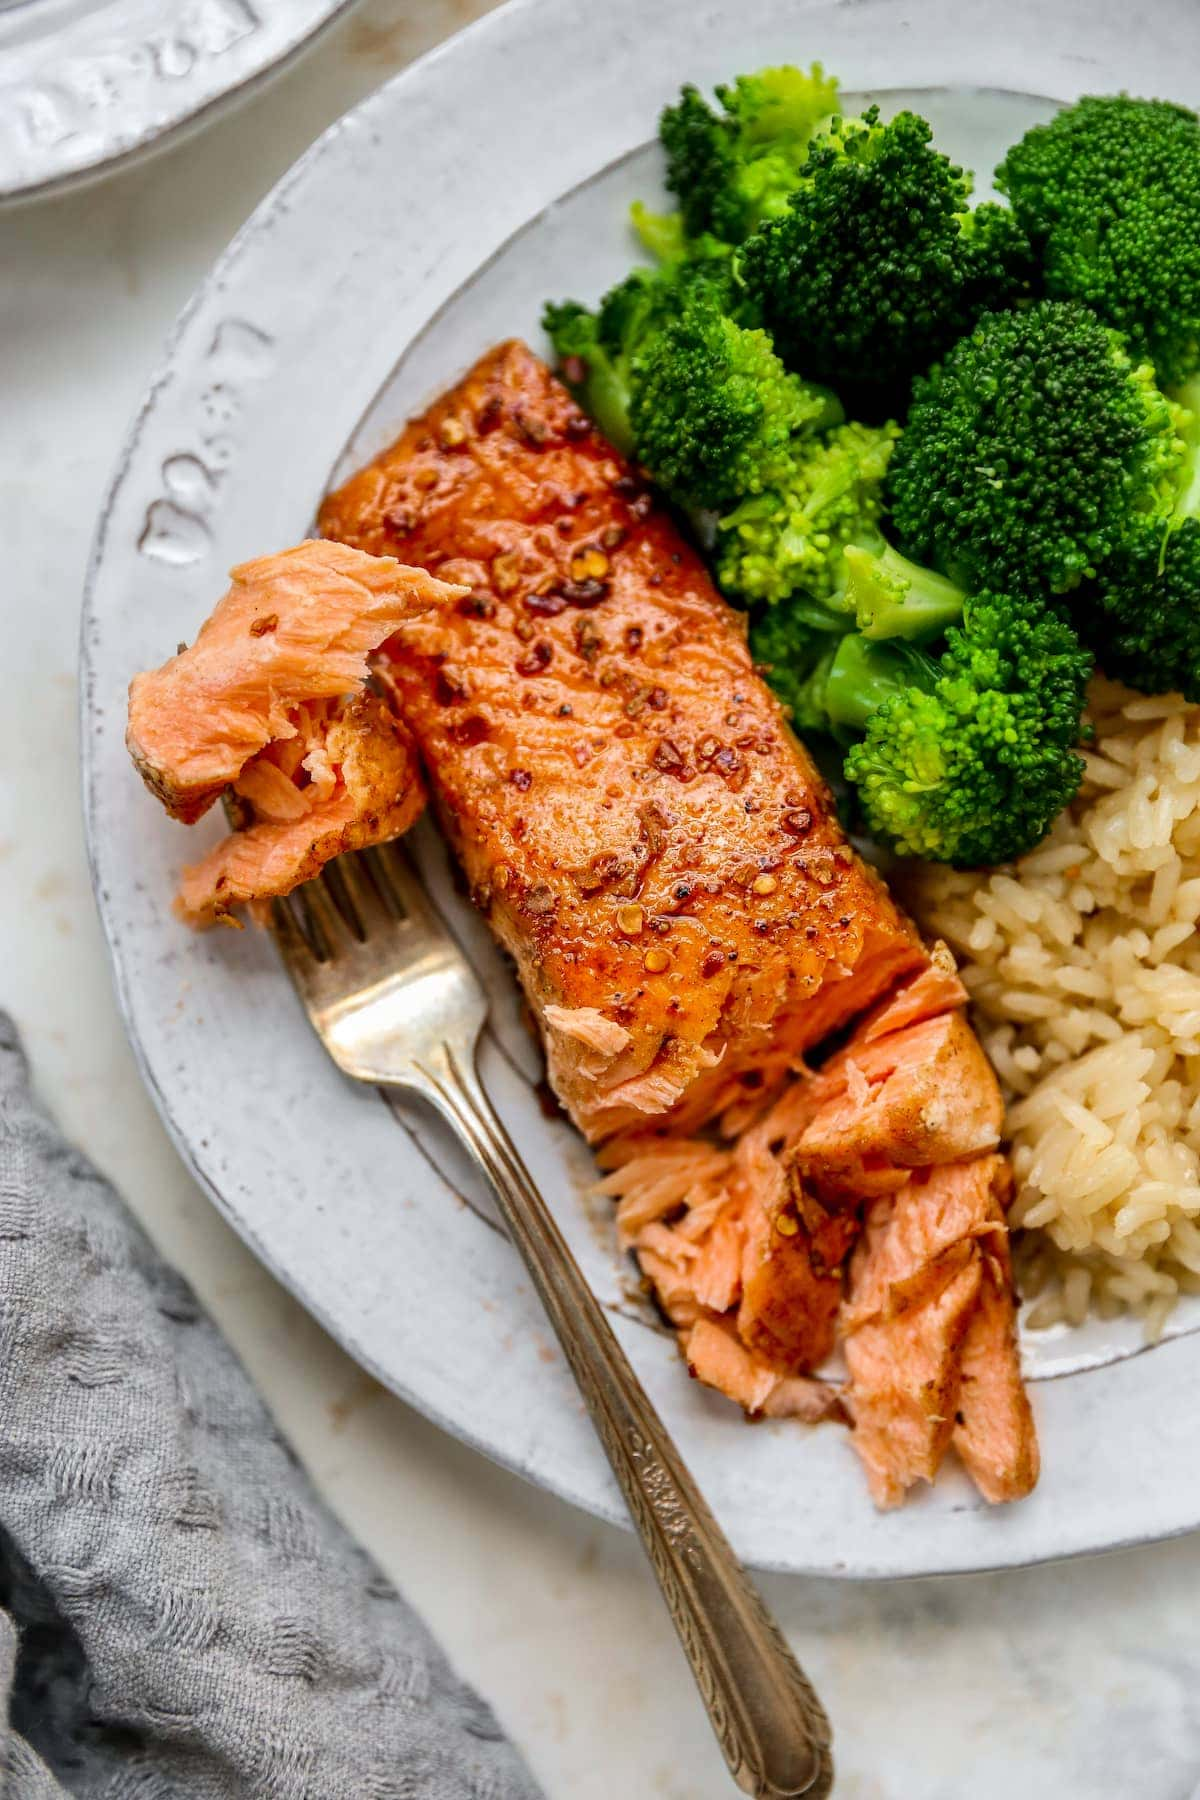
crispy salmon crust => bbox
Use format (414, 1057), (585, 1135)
(319, 341), (925, 1141)
(127, 540), (461, 824)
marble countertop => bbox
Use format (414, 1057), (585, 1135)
(3, 4), (1200, 1793)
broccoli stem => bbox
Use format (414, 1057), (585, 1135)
(821, 633), (939, 734)
(841, 542), (966, 640)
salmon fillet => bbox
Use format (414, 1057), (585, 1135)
(175, 694), (425, 926)
(127, 540), (461, 823)
(319, 340), (926, 1141)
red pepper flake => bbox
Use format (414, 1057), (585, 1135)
(526, 590), (568, 616)
(652, 738), (685, 775)
(624, 625), (644, 653)
(514, 409), (551, 446)
(457, 591), (495, 619)
(516, 640), (553, 676)
(647, 686), (668, 711)
(248, 613), (278, 637)
(782, 808), (813, 835)
(451, 716), (490, 747)
(476, 395), (503, 433)
(561, 577), (608, 608)
(384, 503), (414, 534)
(509, 768), (533, 791)
(434, 668), (467, 705)
(701, 949), (726, 979)
(574, 618), (603, 661)
(565, 412), (591, 439)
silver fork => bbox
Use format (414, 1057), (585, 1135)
(270, 840), (833, 1800)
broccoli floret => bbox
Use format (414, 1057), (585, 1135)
(542, 298), (635, 452)
(542, 253), (735, 455)
(998, 95), (1200, 387)
(628, 296), (841, 508)
(659, 65), (840, 244)
(845, 593), (1091, 865)
(717, 419), (900, 606)
(887, 299), (1188, 596)
(1091, 375), (1200, 699)
(737, 107), (1034, 405)
(841, 542), (966, 641)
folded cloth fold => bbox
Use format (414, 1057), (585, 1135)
(0, 1012), (542, 1800)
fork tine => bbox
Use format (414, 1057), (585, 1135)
(269, 893), (328, 996)
(366, 839), (435, 924)
(293, 875), (350, 963)
(334, 850), (400, 940)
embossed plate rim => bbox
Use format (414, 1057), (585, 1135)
(82, 0), (1200, 1575)
(0, 0), (360, 204)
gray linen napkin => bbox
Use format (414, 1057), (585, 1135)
(0, 1012), (543, 1800)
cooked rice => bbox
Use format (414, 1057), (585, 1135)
(905, 676), (1200, 1337)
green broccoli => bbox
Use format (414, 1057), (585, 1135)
(752, 541), (1091, 864)
(997, 95), (1200, 387)
(542, 251), (734, 455)
(840, 541), (966, 641)
(737, 107), (1035, 405)
(844, 593), (1091, 865)
(1091, 375), (1200, 699)
(887, 300), (1189, 596)
(750, 606), (851, 735)
(717, 419), (900, 607)
(628, 295), (842, 508)
(659, 64), (840, 244)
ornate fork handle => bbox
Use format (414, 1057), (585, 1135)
(412, 1043), (833, 1800)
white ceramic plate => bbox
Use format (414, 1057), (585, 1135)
(0, 0), (357, 203)
(83, 0), (1200, 1575)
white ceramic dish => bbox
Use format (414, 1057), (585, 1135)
(83, 0), (1200, 1575)
(0, 0), (357, 203)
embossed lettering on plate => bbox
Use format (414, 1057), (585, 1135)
(137, 317), (274, 568)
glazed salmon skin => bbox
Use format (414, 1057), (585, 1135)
(320, 341), (926, 1141)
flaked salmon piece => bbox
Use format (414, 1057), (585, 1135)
(684, 1318), (843, 1422)
(839, 1156), (1007, 1335)
(632, 1203), (744, 1315)
(319, 341), (927, 1142)
(174, 694), (425, 927)
(843, 1245), (983, 1509)
(733, 1123), (849, 1375)
(857, 941), (966, 1044)
(792, 1010), (1004, 1203)
(841, 1158), (1038, 1508)
(953, 1232), (1040, 1504)
(127, 540), (462, 824)
(593, 1139), (734, 1247)
(636, 1247), (706, 1330)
